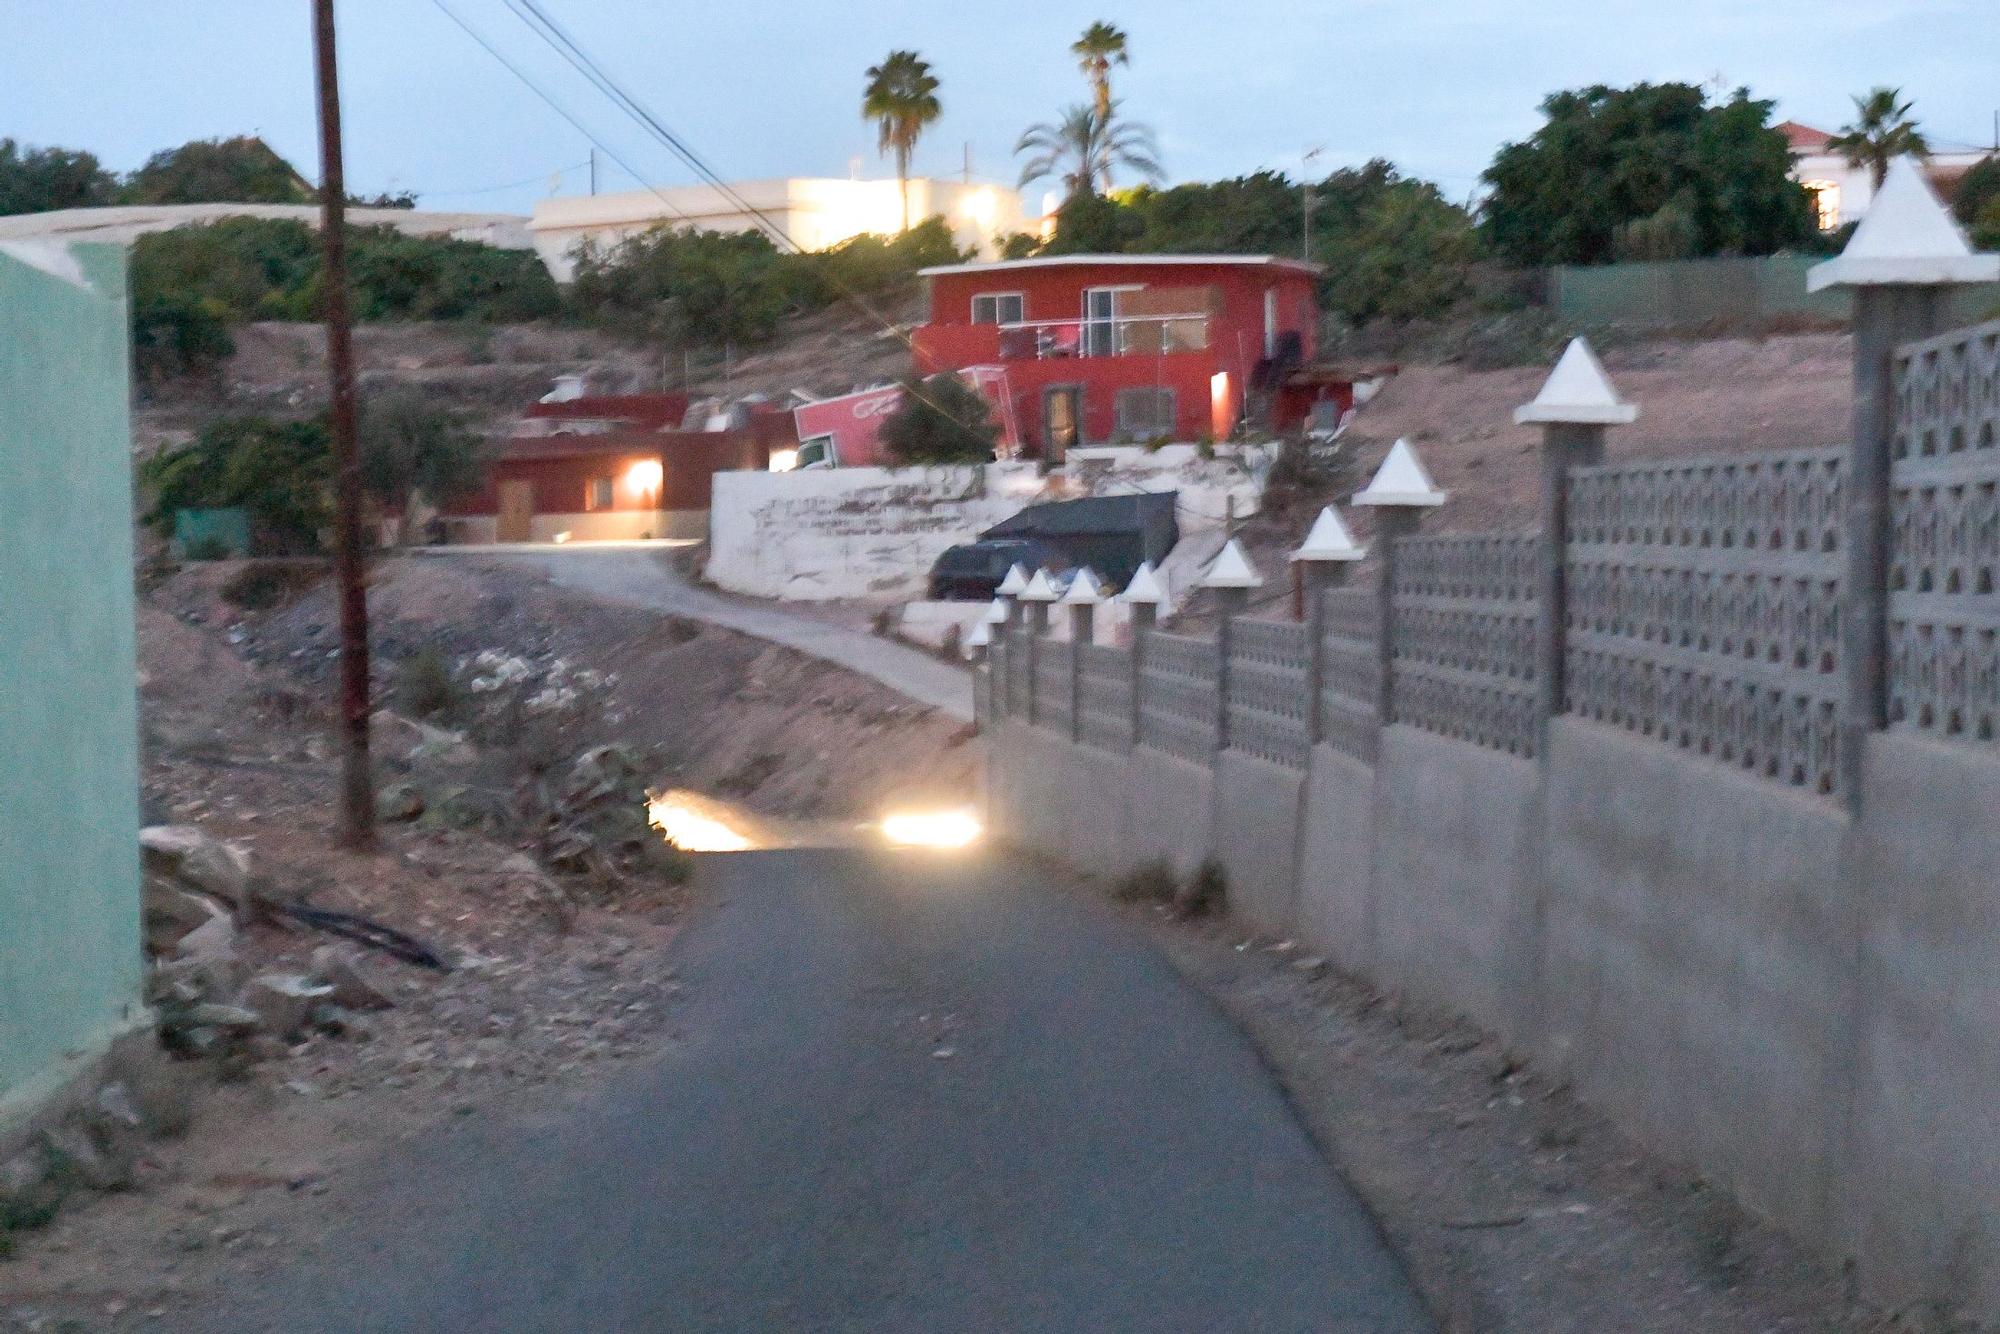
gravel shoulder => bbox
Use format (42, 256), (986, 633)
(1108, 887), (1898, 1333)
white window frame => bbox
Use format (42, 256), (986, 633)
(970, 291), (1026, 326)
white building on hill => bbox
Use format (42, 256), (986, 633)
(1782, 120), (1993, 231)
(529, 177), (1024, 281)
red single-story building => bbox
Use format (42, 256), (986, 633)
(434, 393), (794, 543)
(911, 253), (1373, 459)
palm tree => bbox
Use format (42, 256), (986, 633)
(1826, 87), (1929, 189)
(1016, 102), (1162, 200)
(861, 50), (942, 231)
(1071, 22), (1129, 126)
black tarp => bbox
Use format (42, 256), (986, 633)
(981, 492), (1178, 589)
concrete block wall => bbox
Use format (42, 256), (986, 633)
(982, 703), (2000, 1315)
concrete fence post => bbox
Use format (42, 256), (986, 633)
(1292, 506), (1367, 746)
(1062, 570), (1105, 745)
(1806, 157), (1998, 806)
(1202, 540), (1262, 755)
(1019, 568), (1059, 727)
(1514, 339), (1638, 755)
(1122, 562), (1167, 750)
(1352, 439), (1447, 730)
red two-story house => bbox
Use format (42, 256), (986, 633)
(912, 254), (1327, 460)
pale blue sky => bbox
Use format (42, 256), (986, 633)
(2, 0), (1994, 214)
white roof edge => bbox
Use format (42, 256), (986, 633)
(918, 253), (1324, 278)
(1807, 254), (2000, 291)
(1514, 401), (1640, 425)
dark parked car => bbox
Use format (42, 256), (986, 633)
(926, 539), (1061, 601)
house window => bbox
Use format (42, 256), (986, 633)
(1082, 287), (1122, 356)
(971, 292), (1025, 325)
(1115, 387), (1177, 438)
(1802, 179), (1841, 230)
(585, 477), (614, 511)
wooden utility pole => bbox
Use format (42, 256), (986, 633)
(313, 0), (374, 849)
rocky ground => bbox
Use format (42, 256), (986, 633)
(0, 553), (976, 1332)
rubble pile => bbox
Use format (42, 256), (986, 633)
(141, 825), (406, 1062)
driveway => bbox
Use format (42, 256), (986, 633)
(448, 545), (974, 723)
(194, 848), (1430, 1332)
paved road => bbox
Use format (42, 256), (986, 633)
(198, 850), (1430, 1332)
(451, 545), (975, 722)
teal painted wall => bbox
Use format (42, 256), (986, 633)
(0, 241), (145, 1123)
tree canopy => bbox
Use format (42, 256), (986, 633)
(0, 138), (118, 216)
(124, 136), (314, 206)
(1031, 160), (1478, 324)
(1017, 102), (1163, 200)
(127, 216), (561, 384)
(1071, 23), (1130, 128)
(1826, 88), (1929, 189)
(862, 50), (942, 230)
(1481, 83), (1816, 267)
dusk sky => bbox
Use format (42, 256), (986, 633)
(3, 0), (1995, 216)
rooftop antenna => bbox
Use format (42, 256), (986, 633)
(1302, 145), (1325, 261)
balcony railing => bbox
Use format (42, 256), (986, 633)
(995, 314), (1211, 360)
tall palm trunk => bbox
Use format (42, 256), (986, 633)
(897, 141), (911, 231)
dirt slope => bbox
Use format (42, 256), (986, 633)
(1235, 332), (1853, 583)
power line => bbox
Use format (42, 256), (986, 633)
(496, 2), (910, 312)
(427, 0), (694, 225)
(417, 158), (591, 199)
(436, 0), (964, 432)
(491, 0), (953, 411)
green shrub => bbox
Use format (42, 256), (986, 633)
(220, 559), (320, 611)
(396, 648), (463, 722)
(878, 372), (999, 465)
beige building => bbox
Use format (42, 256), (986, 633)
(528, 177), (1025, 280)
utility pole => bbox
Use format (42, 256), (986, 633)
(589, 147), (598, 196)
(313, 0), (374, 850)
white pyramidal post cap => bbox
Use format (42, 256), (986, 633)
(1121, 561), (1168, 605)
(1514, 337), (1638, 425)
(996, 563), (1030, 597)
(1290, 505), (1367, 562)
(1201, 539), (1264, 589)
(964, 620), (992, 649)
(1809, 156), (2000, 291)
(1061, 568), (1104, 605)
(1019, 568), (1061, 602)
(984, 597), (1010, 625)
(1352, 438), (1447, 508)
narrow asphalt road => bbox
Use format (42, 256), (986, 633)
(449, 546), (975, 722)
(196, 849), (1430, 1332)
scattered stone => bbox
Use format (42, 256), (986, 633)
(239, 974), (335, 1041)
(142, 881), (225, 957)
(40, 1125), (129, 1192)
(376, 782), (426, 823)
(186, 1003), (261, 1031)
(174, 909), (237, 962)
(309, 945), (396, 1012)
(140, 825), (252, 913)
(94, 1082), (145, 1131)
